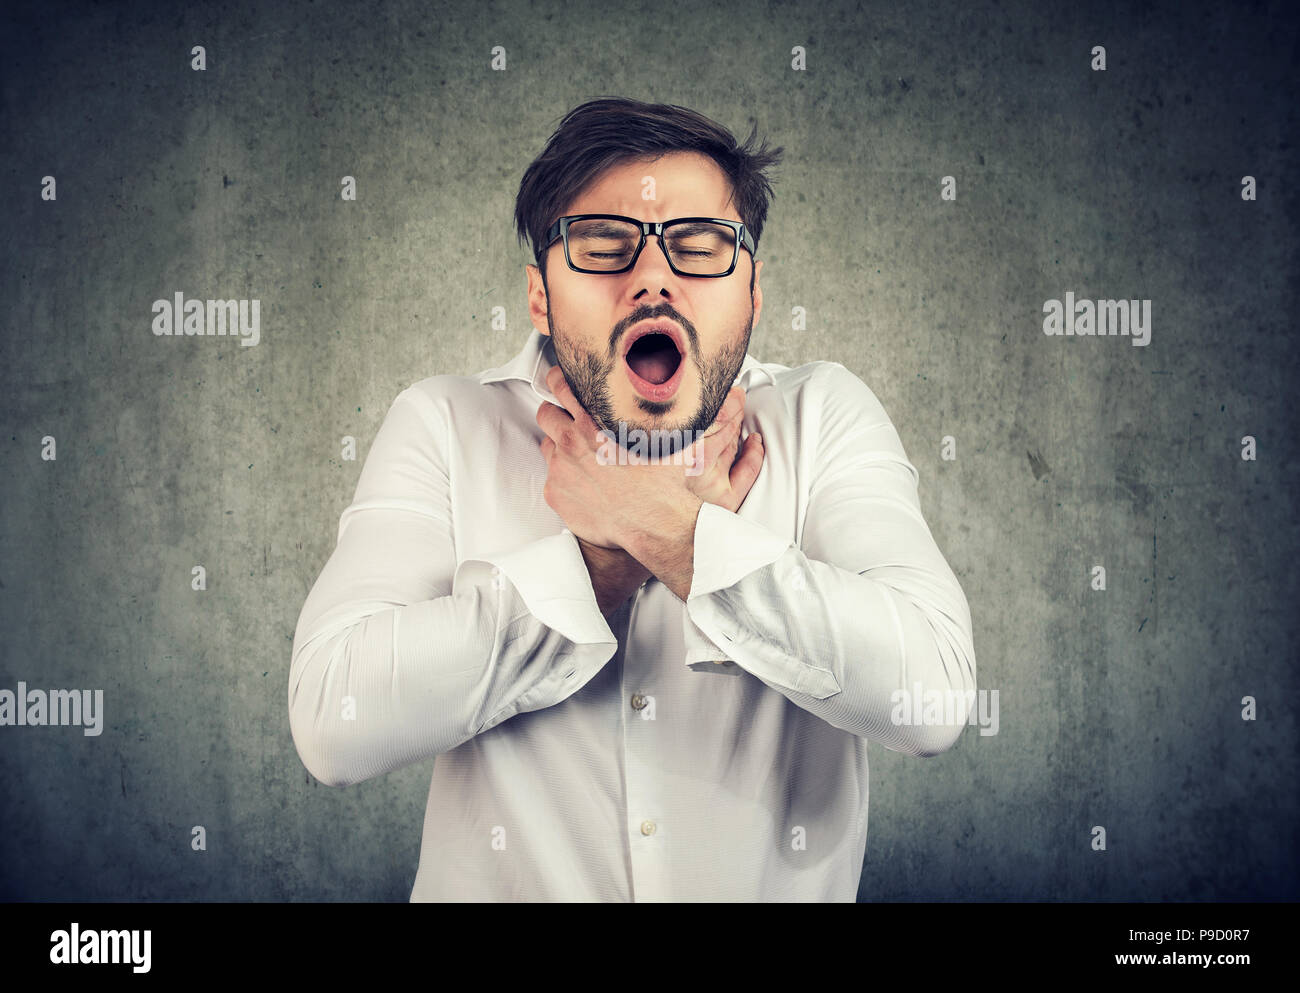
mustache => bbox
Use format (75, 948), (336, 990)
(610, 314), (696, 357)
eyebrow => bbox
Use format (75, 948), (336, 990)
(665, 222), (727, 237)
(570, 220), (637, 237)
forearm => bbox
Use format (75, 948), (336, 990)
(578, 537), (652, 617)
(679, 499), (977, 755)
(686, 544), (977, 754)
(290, 524), (618, 787)
(622, 495), (703, 603)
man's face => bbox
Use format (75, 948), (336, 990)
(526, 151), (763, 454)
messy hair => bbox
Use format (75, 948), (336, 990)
(514, 97), (783, 287)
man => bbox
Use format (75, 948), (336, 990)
(289, 98), (977, 902)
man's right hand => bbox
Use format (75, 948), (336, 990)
(572, 389), (763, 618)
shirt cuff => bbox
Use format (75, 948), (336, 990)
(687, 501), (794, 598)
(456, 529), (615, 648)
(683, 611), (740, 673)
(683, 502), (793, 676)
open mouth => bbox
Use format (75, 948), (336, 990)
(625, 332), (682, 385)
(622, 326), (686, 401)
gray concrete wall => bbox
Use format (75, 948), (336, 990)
(1, 0), (1295, 900)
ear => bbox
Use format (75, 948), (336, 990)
(526, 263), (551, 336)
(751, 258), (763, 330)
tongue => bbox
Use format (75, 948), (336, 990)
(627, 350), (677, 385)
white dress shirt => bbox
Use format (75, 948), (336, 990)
(289, 330), (977, 902)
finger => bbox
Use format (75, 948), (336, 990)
(545, 366), (599, 435)
(535, 399), (573, 443)
(714, 420), (742, 470)
(717, 386), (747, 428)
(546, 368), (612, 457)
(695, 395), (744, 453)
(698, 387), (745, 440)
(725, 427), (742, 467)
(729, 431), (765, 494)
(686, 411), (743, 472)
(727, 384), (747, 411)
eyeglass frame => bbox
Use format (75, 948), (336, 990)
(541, 214), (757, 278)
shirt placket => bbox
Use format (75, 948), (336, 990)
(621, 580), (669, 902)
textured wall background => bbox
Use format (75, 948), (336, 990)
(1, 0), (1296, 901)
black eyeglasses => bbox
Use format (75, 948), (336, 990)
(541, 214), (756, 277)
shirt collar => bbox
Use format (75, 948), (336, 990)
(478, 330), (771, 404)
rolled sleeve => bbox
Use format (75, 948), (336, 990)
(683, 502), (841, 697)
(465, 528), (614, 649)
(687, 501), (793, 598)
(675, 362), (977, 749)
(683, 502), (786, 672)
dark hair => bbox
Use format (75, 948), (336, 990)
(514, 97), (783, 284)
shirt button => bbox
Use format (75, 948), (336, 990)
(640, 820), (656, 836)
(630, 692), (647, 710)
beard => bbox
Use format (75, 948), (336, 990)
(545, 304), (752, 457)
